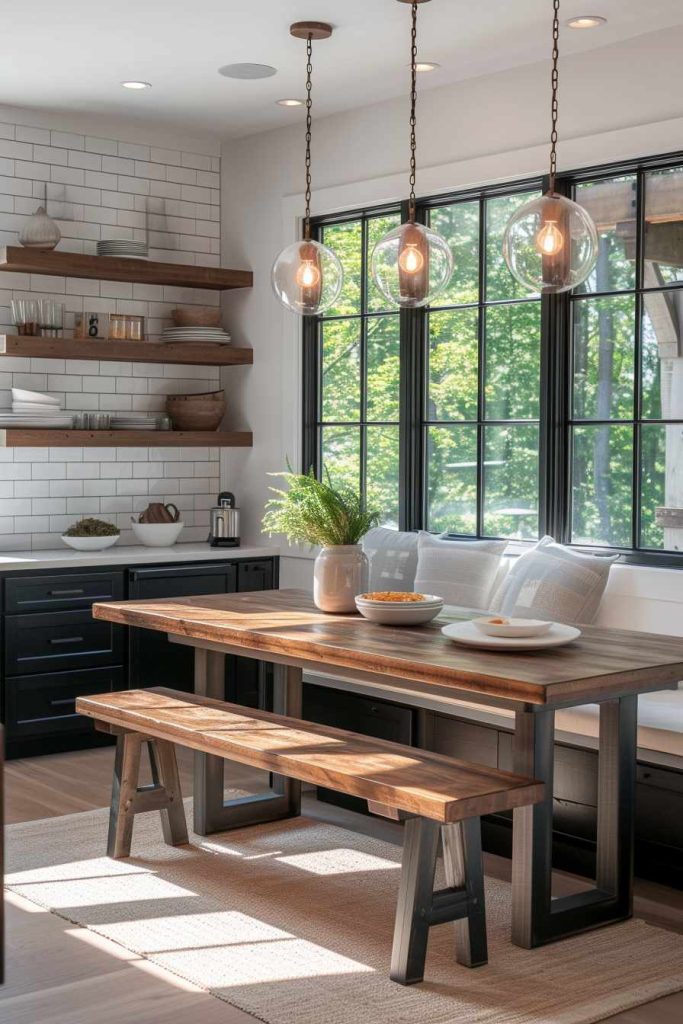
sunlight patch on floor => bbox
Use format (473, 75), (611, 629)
(276, 847), (401, 876)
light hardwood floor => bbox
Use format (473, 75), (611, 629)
(3, 745), (682, 1023)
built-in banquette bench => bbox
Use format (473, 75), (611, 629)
(76, 687), (543, 986)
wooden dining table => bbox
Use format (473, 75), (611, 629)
(93, 588), (683, 950)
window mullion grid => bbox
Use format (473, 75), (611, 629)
(632, 166), (646, 551)
(476, 196), (487, 538)
(360, 216), (369, 500)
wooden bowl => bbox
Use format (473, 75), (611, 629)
(171, 306), (221, 328)
(166, 390), (226, 431)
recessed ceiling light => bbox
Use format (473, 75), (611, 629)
(566, 15), (607, 29)
(218, 63), (277, 80)
(276, 98), (304, 107)
(413, 61), (440, 72)
(121, 81), (152, 90)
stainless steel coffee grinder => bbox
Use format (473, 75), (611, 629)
(208, 492), (240, 547)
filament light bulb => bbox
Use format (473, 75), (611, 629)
(296, 259), (321, 289)
(398, 242), (424, 275)
(536, 219), (564, 256)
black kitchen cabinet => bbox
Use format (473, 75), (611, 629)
(1, 556), (279, 758)
(128, 563), (238, 692)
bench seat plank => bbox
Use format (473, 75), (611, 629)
(77, 688), (544, 823)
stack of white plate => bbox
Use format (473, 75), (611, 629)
(111, 415), (159, 431)
(0, 387), (73, 428)
(160, 326), (232, 346)
(355, 593), (444, 626)
(97, 238), (149, 260)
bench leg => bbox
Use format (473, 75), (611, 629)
(108, 733), (188, 859)
(391, 816), (488, 985)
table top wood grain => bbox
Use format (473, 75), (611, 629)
(76, 687), (545, 823)
(92, 588), (683, 707)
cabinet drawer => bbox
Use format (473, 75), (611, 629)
(238, 560), (274, 592)
(5, 609), (123, 676)
(4, 666), (124, 738)
(5, 571), (124, 613)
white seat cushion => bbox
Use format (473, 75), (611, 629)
(414, 532), (507, 610)
(362, 527), (418, 593)
(492, 535), (617, 625)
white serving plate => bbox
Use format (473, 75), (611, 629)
(61, 534), (120, 551)
(472, 616), (553, 638)
(442, 620), (581, 651)
(11, 388), (60, 405)
(0, 416), (73, 427)
(355, 594), (444, 626)
(12, 402), (64, 413)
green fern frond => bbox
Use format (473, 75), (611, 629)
(262, 468), (380, 547)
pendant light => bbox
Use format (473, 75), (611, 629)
(502, 0), (598, 293)
(272, 22), (343, 316)
(371, 0), (453, 309)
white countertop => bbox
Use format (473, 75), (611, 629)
(0, 542), (279, 573)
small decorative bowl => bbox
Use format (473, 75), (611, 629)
(61, 534), (120, 552)
(171, 306), (221, 328)
(166, 389), (226, 431)
(355, 593), (444, 626)
(471, 616), (553, 638)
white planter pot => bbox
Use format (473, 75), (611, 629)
(313, 545), (368, 613)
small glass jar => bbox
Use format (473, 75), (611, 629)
(156, 413), (172, 431)
(126, 315), (145, 341)
(109, 313), (127, 340)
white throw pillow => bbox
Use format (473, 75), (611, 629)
(492, 536), (617, 625)
(361, 527), (419, 593)
(414, 532), (508, 610)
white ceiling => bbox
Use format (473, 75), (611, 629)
(3, 1), (682, 139)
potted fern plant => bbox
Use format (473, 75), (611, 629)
(262, 468), (380, 612)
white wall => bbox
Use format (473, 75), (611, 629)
(0, 108), (224, 549)
(219, 25), (683, 628)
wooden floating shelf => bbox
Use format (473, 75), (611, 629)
(0, 246), (252, 291)
(0, 429), (252, 448)
(0, 335), (253, 367)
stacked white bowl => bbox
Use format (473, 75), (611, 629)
(6, 388), (73, 427)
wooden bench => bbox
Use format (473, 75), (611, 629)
(76, 687), (544, 985)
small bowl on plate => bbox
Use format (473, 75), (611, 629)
(472, 615), (553, 638)
(355, 592), (444, 626)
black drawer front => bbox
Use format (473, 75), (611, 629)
(5, 609), (123, 676)
(4, 666), (124, 738)
(5, 571), (124, 613)
(238, 560), (274, 592)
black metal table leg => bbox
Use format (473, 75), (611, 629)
(193, 650), (302, 836)
(511, 696), (638, 948)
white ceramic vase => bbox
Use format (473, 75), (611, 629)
(19, 205), (61, 250)
(313, 544), (368, 613)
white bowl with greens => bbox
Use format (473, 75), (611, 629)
(61, 518), (120, 551)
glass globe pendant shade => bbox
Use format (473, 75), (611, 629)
(371, 220), (453, 309)
(271, 238), (343, 315)
(502, 192), (599, 294)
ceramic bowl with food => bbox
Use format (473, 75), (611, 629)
(61, 534), (120, 552)
(472, 615), (553, 638)
(355, 591), (444, 626)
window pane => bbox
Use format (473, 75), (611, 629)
(430, 201), (479, 306)
(426, 425), (477, 535)
(427, 308), (479, 422)
(321, 220), (362, 317)
(572, 295), (635, 421)
(486, 191), (541, 301)
(321, 319), (360, 422)
(367, 212), (402, 313)
(485, 302), (541, 420)
(574, 175), (637, 293)
(645, 166), (683, 285)
(642, 289), (683, 420)
(640, 424), (668, 550)
(321, 426), (360, 493)
(366, 426), (400, 528)
(367, 314), (400, 422)
(483, 425), (539, 539)
(571, 424), (633, 547)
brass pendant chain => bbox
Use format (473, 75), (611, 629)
(408, 1), (418, 222)
(549, 0), (560, 194)
(303, 34), (313, 239)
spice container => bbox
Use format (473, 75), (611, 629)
(127, 315), (145, 341)
(109, 314), (128, 340)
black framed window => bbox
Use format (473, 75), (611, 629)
(302, 152), (683, 567)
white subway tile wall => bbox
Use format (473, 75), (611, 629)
(0, 118), (222, 550)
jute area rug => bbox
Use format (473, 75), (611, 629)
(6, 804), (683, 1024)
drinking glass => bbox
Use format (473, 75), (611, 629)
(11, 298), (40, 336)
(39, 299), (64, 337)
